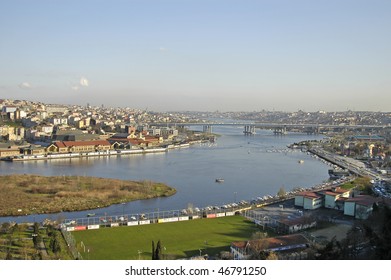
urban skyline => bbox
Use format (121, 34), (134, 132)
(1, 0), (390, 112)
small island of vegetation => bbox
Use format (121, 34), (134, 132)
(0, 174), (176, 217)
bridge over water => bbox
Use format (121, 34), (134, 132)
(150, 122), (388, 135)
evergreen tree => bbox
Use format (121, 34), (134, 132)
(156, 240), (162, 260)
(151, 240), (155, 260)
(49, 231), (61, 253)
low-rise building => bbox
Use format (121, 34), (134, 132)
(46, 140), (112, 153)
(62, 140), (112, 153)
(277, 217), (317, 234)
(344, 195), (380, 219)
(21, 145), (46, 156)
(0, 148), (21, 158)
(231, 234), (310, 260)
(323, 187), (350, 210)
(294, 191), (323, 210)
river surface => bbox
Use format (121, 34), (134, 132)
(0, 126), (330, 223)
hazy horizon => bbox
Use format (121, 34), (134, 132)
(1, 0), (390, 112)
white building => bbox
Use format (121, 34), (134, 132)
(344, 196), (379, 219)
(323, 187), (350, 210)
(294, 192), (323, 210)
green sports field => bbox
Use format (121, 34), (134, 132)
(71, 215), (260, 260)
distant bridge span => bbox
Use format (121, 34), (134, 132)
(148, 122), (389, 135)
(151, 122), (387, 129)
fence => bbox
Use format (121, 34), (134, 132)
(60, 228), (83, 260)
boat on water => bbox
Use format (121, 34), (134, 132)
(215, 178), (224, 183)
(298, 160), (304, 164)
(87, 213), (95, 217)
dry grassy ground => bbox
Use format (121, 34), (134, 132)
(310, 223), (352, 242)
(0, 174), (176, 216)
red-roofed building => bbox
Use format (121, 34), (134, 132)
(344, 195), (381, 219)
(47, 140), (112, 153)
(231, 234), (310, 260)
(294, 191), (324, 210)
(323, 187), (350, 209)
(144, 135), (163, 143)
(47, 141), (68, 153)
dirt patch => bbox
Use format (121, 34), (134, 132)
(310, 224), (351, 242)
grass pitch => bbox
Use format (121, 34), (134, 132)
(71, 215), (259, 260)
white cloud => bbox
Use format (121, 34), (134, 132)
(70, 76), (88, 91)
(80, 77), (89, 87)
(18, 82), (33, 89)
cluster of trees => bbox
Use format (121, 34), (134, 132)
(47, 226), (61, 254)
(0, 222), (41, 260)
(316, 205), (391, 259)
(0, 222), (70, 260)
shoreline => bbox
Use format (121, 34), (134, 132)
(1, 143), (193, 162)
(0, 174), (176, 217)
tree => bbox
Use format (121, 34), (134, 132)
(151, 240), (163, 260)
(10, 223), (19, 234)
(151, 241), (155, 260)
(316, 237), (343, 260)
(373, 206), (391, 259)
(33, 222), (39, 234)
(1, 222), (11, 234)
(49, 231), (61, 254)
(155, 240), (163, 260)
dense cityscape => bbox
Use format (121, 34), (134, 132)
(0, 98), (390, 261)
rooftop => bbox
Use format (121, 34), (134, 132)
(232, 234), (309, 252)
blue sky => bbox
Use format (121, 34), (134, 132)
(0, 0), (390, 111)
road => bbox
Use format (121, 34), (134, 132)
(308, 147), (388, 181)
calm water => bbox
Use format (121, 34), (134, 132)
(0, 126), (330, 223)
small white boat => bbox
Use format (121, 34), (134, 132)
(215, 178), (224, 183)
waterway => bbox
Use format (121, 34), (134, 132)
(0, 126), (330, 223)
